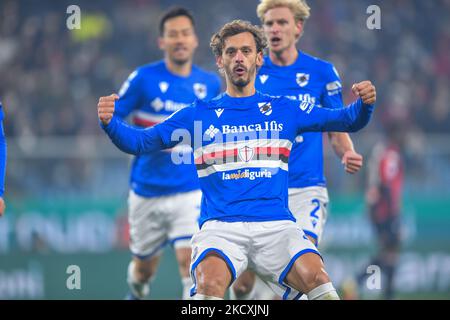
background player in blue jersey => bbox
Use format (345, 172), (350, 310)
(98, 20), (376, 300)
(0, 102), (6, 217)
(115, 7), (221, 299)
(231, 0), (365, 300)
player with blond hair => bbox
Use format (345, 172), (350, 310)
(231, 0), (365, 300)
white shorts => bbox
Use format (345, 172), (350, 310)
(288, 187), (329, 245)
(189, 220), (321, 299)
(128, 189), (201, 259)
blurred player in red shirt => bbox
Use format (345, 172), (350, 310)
(356, 121), (404, 300)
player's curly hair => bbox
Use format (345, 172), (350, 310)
(257, 0), (311, 23)
(210, 20), (267, 57)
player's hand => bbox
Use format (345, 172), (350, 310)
(97, 94), (119, 126)
(342, 150), (363, 174)
(352, 81), (376, 105)
(0, 197), (5, 218)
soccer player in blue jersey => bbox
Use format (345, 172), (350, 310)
(232, 0), (365, 300)
(0, 102), (6, 218)
(98, 20), (376, 300)
(115, 7), (221, 299)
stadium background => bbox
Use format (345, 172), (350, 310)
(0, 0), (449, 299)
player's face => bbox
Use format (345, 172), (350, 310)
(262, 6), (302, 54)
(159, 16), (198, 65)
(217, 32), (263, 88)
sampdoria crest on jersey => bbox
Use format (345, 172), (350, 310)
(259, 74), (269, 84)
(238, 146), (254, 163)
(193, 83), (207, 99)
(296, 73), (310, 87)
(258, 102), (273, 116)
(159, 81), (169, 93)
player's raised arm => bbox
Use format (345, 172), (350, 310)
(295, 81), (377, 133)
(98, 94), (194, 155)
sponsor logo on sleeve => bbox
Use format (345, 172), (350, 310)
(326, 81), (342, 96)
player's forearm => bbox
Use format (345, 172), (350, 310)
(342, 98), (375, 132)
(306, 98), (375, 133)
(114, 98), (135, 119)
(328, 132), (354, 159)
(101, 115), (165, 155)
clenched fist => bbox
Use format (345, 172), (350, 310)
(342, 150), (364, 174)
(98, 94), (119, 126)
(352, 81), (376, 105)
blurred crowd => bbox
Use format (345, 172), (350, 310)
(0, 0), (449, 197)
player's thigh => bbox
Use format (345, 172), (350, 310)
(195, 253), (233, 295)
(288, 188), (329, 245)
(174, 247), (192, 278)
(251, 220), (321, 300)
(167, 190), (202, 250)
(190, 221), (249, 296)
(128, 190), (168, 258)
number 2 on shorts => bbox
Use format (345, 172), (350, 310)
(310, 199), (320, 219)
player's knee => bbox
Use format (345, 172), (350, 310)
(302, 268), (330, 293)
(309, 269), (330, 291)
(197, 276), (228, 296)
(233, 281), (253, 296)
(134, 262), (155, 282)
(135, 269), (153, 283)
